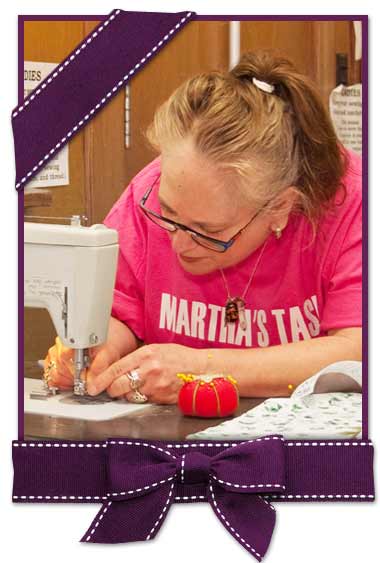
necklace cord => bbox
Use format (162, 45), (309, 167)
(219, 236), (270, 301)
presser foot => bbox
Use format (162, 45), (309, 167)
(29, 381), (60, 401)
(73, 379), (87, 396)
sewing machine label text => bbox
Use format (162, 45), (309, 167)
(25, 276), (65, 301)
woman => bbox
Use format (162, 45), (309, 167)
(45, 51), (362, 404)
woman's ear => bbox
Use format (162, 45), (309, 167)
(269, 187), (300, 231)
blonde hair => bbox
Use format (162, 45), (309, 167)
(146, 50), (348, 223)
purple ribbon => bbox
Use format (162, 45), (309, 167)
(12, 436), (375, 558)
(12, 9), (195, 190)
(82, 435), (286, 560)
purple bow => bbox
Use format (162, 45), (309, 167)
(82, 435), (286, 561)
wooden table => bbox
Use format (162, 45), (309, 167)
(24, 398), (265, 441)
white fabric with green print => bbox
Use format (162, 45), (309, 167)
(187, 361), (362, 440)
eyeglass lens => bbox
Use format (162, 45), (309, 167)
(144, 210), (226, 252)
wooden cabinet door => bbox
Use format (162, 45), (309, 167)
(83, 20), (229, 224)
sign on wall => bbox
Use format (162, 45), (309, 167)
(24, 61), (70, 189)
(329, 83), (362, 155)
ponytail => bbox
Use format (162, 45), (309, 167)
(230, 50), (348, 218)
(147, 49), (349, 224)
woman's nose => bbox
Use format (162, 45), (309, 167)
(170, 229), (198, 254)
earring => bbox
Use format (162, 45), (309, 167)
(273, 227), (282, 240)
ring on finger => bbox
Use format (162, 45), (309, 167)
(126, 369), (143, 390)
(129, 390), (148, 404)
(43, 360), (57, 383)
(42, 360), (59, 393)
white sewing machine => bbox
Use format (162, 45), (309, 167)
(24, 220), (119, 396)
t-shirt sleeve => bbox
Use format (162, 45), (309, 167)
(320, 191), (362, 332)
(102, 182), (146, 341)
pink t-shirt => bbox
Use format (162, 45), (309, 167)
(103, 150), (362, 349)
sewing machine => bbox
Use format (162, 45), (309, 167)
(24, 220), (119, 396)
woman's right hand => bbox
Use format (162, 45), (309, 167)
(44, 337), (74, 390)
(43, 336), (121, 392)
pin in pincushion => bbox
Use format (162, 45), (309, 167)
(177, 373), (239, 417)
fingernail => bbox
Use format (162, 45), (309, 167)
(87, 384), (97, 396)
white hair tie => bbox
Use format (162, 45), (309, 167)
(252, 77), (275, 94)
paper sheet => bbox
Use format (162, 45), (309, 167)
(329, 83), (362, 155)
(24, 61), (70, 189)
(24, 378), (151, 421)
(186, 361), (362, 440)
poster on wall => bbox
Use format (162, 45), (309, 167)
(329, 83), (362, 155)
(24, 61), (70, 189)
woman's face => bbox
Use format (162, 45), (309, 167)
(159, 140), (282, 275)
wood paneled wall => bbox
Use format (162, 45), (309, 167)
(240, 20), (357, 108)
(24, 21), (87, 219)
(83, 20), (229, 225)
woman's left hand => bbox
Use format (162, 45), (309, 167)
(86, 343), (203, 404)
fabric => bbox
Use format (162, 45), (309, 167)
(103, 149), (362, 348)
(187, 361), (363, 441)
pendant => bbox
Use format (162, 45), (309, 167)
(224, 297), (247, 330)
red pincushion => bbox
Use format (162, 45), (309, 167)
(177, 374), (239, 417)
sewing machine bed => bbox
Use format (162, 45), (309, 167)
(24, 378), (151, 421)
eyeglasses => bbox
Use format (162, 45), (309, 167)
(139, 176), (267, 253)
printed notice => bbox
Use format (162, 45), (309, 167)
(24, 61), (70, 189)
(329, 83), (362, 155)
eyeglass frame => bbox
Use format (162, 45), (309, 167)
(139, 175), (272, 253)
